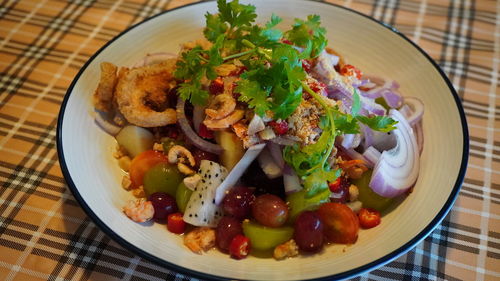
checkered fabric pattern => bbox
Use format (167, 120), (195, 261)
(0, 0), (498, 280)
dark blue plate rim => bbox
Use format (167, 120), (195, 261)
(57, 1), (469, 280)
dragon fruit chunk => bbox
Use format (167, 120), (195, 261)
(183, 160), (228, 227)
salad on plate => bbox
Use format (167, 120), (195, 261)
(91, 0), (424, 260)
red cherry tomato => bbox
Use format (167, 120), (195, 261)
(340, 64), (363, 80)
(229, 234), (251, 259)
(268, 121), (289, 135)
(129, 150), (168, 188)
(358, 208), (381, 229)
(317, 202), (359, 244)
(167, 213), (186, 234)
(328, 177), (342, 192)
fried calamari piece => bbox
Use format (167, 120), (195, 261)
(93, 62), (118, 112)
(115, 59), (178, 127)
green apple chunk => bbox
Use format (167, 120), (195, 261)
(115, 125), (154, 158)
(242, 220), (293, 251)
(143, 162), (183, 197)
(215, 130), (244, 171)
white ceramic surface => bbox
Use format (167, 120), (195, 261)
(57, 1), (468, 280)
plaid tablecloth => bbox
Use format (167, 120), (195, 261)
(0, 0), (498, 280)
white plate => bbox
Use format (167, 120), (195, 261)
(57, 1), (468, 280)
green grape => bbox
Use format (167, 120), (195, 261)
(175, 181), (193, 213)
(286, 188), (330, 223)
(242, 220), (293, 251)
(143, 162), (183, 197)
(353, 170), (394, 212)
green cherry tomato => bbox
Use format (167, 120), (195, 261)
(353, 170), (394, 212)
(242, 220), (293, 251)
(143, 162), (183, 197)
(175, 181), (193, 213)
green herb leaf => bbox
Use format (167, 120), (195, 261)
(285, 14), (327, 58)
(235, 79), (270, 116)
(356, 115), (398, 132)
(177, 82), (209, 105)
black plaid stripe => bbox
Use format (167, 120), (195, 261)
(1, 6), (121, 42)
(0, 118), (58, 235)
(0, 0), (17, 19)
(2, 39), (93, 68)
(369, 0), (401, 26)
(0, 0), (97, 108)
(125, 0), (172, 25)
(438, 0), (476, 99)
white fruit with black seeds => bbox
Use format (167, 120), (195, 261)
(183, 160), (228, 227)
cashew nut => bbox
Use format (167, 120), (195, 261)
(168, 145), (195, 166)
(178, 163), (196, 175)
(183, 174), (201, 190)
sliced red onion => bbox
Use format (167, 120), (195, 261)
(95, 111), (122, 135)
(133, 52), (177, 67)
(267, 142), (284, 169)
(176, 98), (223, 155)
(270, 136), (299, 146)
(402, 97), (424, 126)
(214, 143), (266, 205)
(381, 89), (403, 108)
(362, 146), (381, 166)
(341, 134), (361, 149)
(369, 109), (420, 198)
(363, 75), (386, 86)
(258, 147), (283, 179)
(192, 105), (205, 134)
(283, 165), (302, 194)
(413, 120), (424, 154)
(338, 145), (365, 161)
(247, 114), (265, 135)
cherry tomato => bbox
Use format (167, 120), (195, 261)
(129, 150), (168, 189)
(328, 177), (342, 192)
(340, 64), (362, 80)
(167, 213), (186, 234)
(358, 208), (381, 229)
(229, 234), (251, 259)
(268, 121), (289, 135)
(317, 202), (359, 244)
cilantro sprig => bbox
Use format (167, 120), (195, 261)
(174, 0), (327, 115)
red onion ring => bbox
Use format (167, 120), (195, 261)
(402, 97), (424, 126)
(132, 52), (177, 67)
(95, 111), (122, 135)
(176, 98), (223, 155)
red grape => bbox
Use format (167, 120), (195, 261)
(222, 186), (255, 220)
(148, 192), (178, 220)
(294, 211), (324, 252)
(216, 216), (243, 252)
(192, 148), (218, 169)
(252, 194), (288, 227)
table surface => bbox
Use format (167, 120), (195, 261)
(1, 0), (499, 280)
